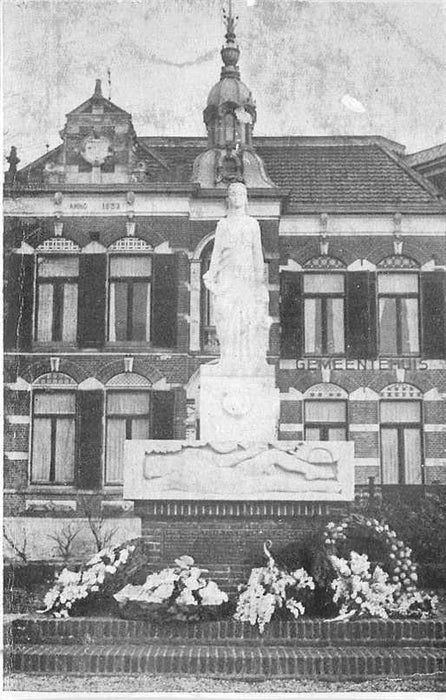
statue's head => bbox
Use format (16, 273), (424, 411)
(227, 182), (248, 211)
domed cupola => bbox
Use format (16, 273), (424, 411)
(203, 10), (256, 150)
(193, 5), (275, 189)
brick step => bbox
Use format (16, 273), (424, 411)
(7, 643), (446, 678)
(8, 616), (446, 648)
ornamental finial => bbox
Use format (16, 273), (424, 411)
(223, 0), (238, 41)
(221, 0), (240, 77)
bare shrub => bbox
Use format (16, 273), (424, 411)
(78, 495), (119, 552)
(46, 522), (84, 563)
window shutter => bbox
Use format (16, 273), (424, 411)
(76, 391), (103, 489)
(280, 272), (302, 359)
(421, 270), (446, 359)
(151, 254), (178, 348)
(77, 254), (107, 347)
(151, 390), (175, 439)
(346, 271), (377, 359)
(5, 253), (34, 350)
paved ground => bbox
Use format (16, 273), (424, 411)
(4, 671), (446, 693)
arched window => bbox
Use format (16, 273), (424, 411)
(108, 238), (153, 343)
(35, 238), (80, 344)
(303, 383), (348, 441)
(303, 256), (346, 356)
(31, 372), (77, 484)
(105, 372), (152, 485)
(380, 383), (423, 484)
(224, 112), (235, 144)
(377, 256), (420, 356)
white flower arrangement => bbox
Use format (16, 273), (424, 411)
(234, 542), (314, 633)
(330, 551), (397, 619)
(113, 555), (228, 620)
(38, 542), (136, 618)
(323, 514), (418, 596)
(330, 551), (438, 620)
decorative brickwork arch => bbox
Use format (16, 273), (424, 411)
(96, 359), (164, 385)
(32, 372), (77, 387)
(303, 383), (348, 399)
(107, 230), (165, 249)
(303, 255), (346, 269)
(377, 255), (419, 269)
(21, 359), (88, 384)
(36, 237), (81, 253)
(108, 237), (153, 252)
(105, 372), (152, 388)
(380, 383), (422, 399)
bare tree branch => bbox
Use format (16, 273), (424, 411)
(46, 522), (84, 563)
(3, 525), (28, 563)
(78, 495), (120, 552)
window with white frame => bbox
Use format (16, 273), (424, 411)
(35, 255), (79, 342)
(31, 390), (76, 484)
(380, 400), (423, 484)
(303, 273), (345, 355)
(378, 273), (420, 355)
(108, 255), (152, 342)
(304, 400), (348, 441)
(105, 391), (151, 484)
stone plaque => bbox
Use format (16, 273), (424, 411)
(123, 440), (354, 502)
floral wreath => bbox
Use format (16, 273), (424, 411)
(323, 513), (418, 596)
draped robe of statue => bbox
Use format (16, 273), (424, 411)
(203, 188), (271, 375)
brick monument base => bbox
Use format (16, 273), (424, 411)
(134, 499), (350, 591)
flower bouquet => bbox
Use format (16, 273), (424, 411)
(113, 555), (229, 621)
(38, 542), (137, 618)
(234, 542), (315, 633)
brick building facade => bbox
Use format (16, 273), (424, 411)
(3, 25), (446, 566)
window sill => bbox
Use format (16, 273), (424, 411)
(377, 354), (421, 358)
(303, 354), (346, 358)
(24, 485), (92, 494)
(106, 342), (152, 348)
(22, 486), (123, 494)
(32, 343), (80, 351)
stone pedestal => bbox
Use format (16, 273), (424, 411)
(199, 363), (280, 442)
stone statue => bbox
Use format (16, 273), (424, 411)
(203, 182), (271, 374)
